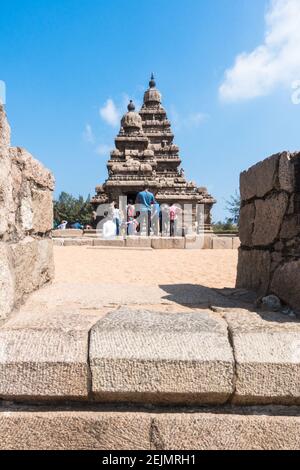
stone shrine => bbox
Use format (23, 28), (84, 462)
(92, 75), (216, 231)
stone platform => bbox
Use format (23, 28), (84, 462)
(1, 279), (300, 449)
(52, 231), (240, 250)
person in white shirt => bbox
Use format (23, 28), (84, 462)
(57, 220), (68, 230)
(113, 204), (120, 236)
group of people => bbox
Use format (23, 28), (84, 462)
(56, 220), (92, 230)
(103, 187), (182, 238)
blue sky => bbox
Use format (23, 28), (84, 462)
(1, 0), (300, 221)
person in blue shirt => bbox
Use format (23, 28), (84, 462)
(136, 186), (155, 236)
(71, 221), (83, 230)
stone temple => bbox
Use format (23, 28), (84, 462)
(92, 75), (216, 231)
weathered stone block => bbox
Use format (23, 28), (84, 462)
(212, 236), (233, 250)
(93, 238), (125, 247)
(63, 238), (93, 246)
(151, 412), (300, 450)
(1, 408), (300, 450)
(280, 215), (300, 239)
(90, 309), (234, 404)
(225, 311), (300, 405)
(0, 243), (14, 319)
(240, 154), (279, 201)
(0, 104), (10, 148)
(236, 249), (271, 294)
(10, 147), (54, 191)
(279, 152), (295, 193)
(0, 149), (13, 236)
(31, 188), (53, 233)
(0, 107), (54, 317)
(185, 234), (213, 249)
(52, 229), (83, 238)
(252, 192), (288, 246)
(232, 237), (241, 249)
(125, 236), (152, 248)
(0, 410), (151, 450)
(9, 238), (54, 306)
(151, 237), (185, 249)
(239, 202), (255, 247)
(271, 260), (300, 311)
(0, 310), (100, 400)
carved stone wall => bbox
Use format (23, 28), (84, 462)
(0, 105), (54, 318)
(236, 151), (300, 310)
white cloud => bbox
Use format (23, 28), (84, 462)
(99, 99), (120, 127)
(219, 0), (300, 102)
(82, 123), (95, 144)
(96, 144), (112, 156)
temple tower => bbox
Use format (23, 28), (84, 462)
(92, 75), (216, 231)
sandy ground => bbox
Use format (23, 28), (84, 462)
(54, 246), (238, 289)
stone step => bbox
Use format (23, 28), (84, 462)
(1, 405), (300, 450)
(89, 308), (234, 404)
(52, 235), (240, 249)
(1, 301), (300, 406)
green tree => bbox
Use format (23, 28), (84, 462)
(225, 190), (241, 224)
(53, 192), (93, 227)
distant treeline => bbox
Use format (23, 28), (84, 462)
(53, 192), (93, 227)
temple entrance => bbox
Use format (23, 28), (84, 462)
(126, 192), (138, 204)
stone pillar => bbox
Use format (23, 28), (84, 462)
(236, 151), (300, 311)
(0, 105), (55, 319)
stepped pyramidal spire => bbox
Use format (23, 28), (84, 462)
(92, 75), (216, 231)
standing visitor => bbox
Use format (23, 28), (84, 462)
(113, 204), (120, 236)
(169, 203), (182, 237)
(57, 220), (68, 230)
(127, 199), (135, 235)
(136, 186), (155, 236)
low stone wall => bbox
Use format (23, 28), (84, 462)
(52, 233), (240, 249)
(237, 151), (300, 310)
(0, 105), (54, 318)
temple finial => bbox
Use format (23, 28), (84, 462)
(149, 73), (156, 88)
(127, 100), (135, 111)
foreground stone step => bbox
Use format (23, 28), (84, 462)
(0, 406), (300, 450)
(0, 310), (103, 400)
(90, 309), (234, 404)
(225, 310), (300, 405)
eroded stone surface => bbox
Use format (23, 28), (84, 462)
(225, 310), (300, 405)
(252, 193), (288, 246)
(0, 243), (14, 318)
(151, 237), (185, 249)
(0, 104), (10, 148)
(240, 154), (279, 201)
(0, 411), (151, 450)
(0, 309), (102, 400)
(239, 203), (255, 247)
(212, 237), (233, 250)
(237, 151), (300, 310)
(90, 308), (234, 404)
(151, 411), (300, 450)
(271, 261), (300, 311)
(1, 407), (300, 450)
(9, 238), (54, 306)
(236, 249), (271, 294)
(0, 107), (54, 317)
